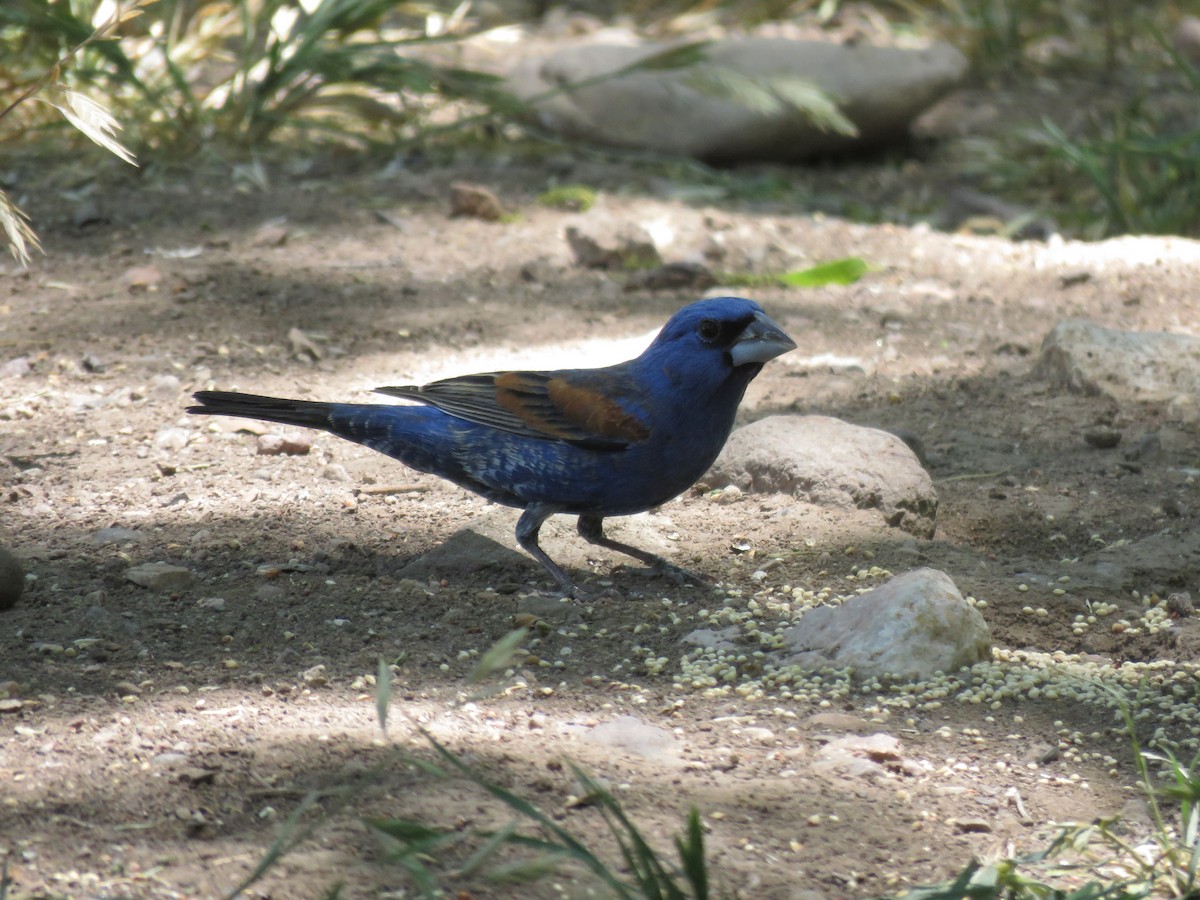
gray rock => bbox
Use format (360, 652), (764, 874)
(780, 567), (992, 679)
(1076, 529), (1200, 595)
(125, 562), (193, 592)
(813, 733), (903, 779)
(584, 715), (680, 762)
(0, 546), (25, 610)
(682, 625), (741, 651)
(257, 432), (312, 456)
(1036, 319), (1200, 405)
(806, 712), (879, 733)
(91, 527), (146, 545)
(154, 427), (190, 451)
(150, 374), (182, 398)
(708, 415), (937, 538)
(565, 224), (662, 271)
(320, 463), (352, 483)
(0, 357), (31, 379)
(507, 37), (967, 162)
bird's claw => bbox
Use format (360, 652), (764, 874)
(618, 559), (715, 591)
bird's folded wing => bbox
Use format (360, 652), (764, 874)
(375, 371), (649, 450)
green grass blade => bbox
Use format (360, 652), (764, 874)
(375, 656), (391, 735)
(675, 809), (708, 899)
(455, 821), (520, 878)
(624, 41), (711, 72)
(572, 766), (684, 898)
(468, 628), (527, 684)
(226, 788), (347, 899)
(483, 851), (571, 884)
(366, 818), (449, 843)
(423, 733), (636, 897)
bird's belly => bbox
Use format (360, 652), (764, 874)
(336, 406), (722, 516)
(465, 440), (714, 516)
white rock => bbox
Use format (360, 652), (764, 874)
(813, 733), (903, 779)
(150, 374), (182, 398)
(154, 427), (190, 451)
(507, 37), (966, 162)
(780, 567), (991, 679)
(1036, 319), (1200, 404)
(708, 415), (937, 537)
(682, 626), (741, 650)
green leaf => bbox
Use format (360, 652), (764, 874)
(777, 257), (868, 287)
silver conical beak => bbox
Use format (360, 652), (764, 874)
(730, 311), (797, 366)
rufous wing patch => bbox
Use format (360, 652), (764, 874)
(546, 378), (650, 443)
(493, 372), (649, 443)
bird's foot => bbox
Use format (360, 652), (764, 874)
(536, 579), (622, 602)
(617, 558), (715, 591)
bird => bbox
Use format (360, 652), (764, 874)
(187, 296), (795, 594)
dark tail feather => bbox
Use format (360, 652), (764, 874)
(187, 391), (334, 430)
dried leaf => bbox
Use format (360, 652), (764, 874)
(45, 86), (137, 165)
(0, 189), (42, 267)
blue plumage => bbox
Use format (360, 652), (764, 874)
(188, 297), (795, 593)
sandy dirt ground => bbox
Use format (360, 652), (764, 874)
(2, 145), (1200, 899)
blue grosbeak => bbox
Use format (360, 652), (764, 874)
(188, 297), (795, 593)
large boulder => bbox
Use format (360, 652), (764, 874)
(507, 37), (967, 162)
(708, 415), (937, 538)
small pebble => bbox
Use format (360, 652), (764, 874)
(257, 432), (312, 456)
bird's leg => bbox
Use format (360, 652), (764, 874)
(576, 515), (711, 588)
(516, 504), (579, 596)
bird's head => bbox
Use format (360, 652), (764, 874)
(642, 297), (796, 391)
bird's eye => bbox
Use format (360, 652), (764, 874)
(698, 318), (721, 341)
